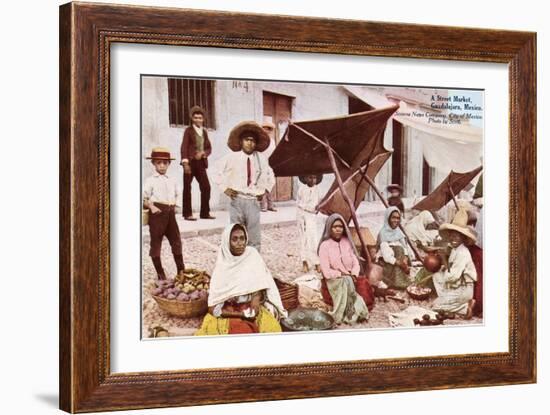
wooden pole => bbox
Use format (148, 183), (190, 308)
(447, 181), (459, 210)
(359, 170), (423, 261)
(323, 138), (372, 267)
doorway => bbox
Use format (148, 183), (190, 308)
(263, 91), (294, 201)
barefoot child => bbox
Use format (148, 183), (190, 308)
(143, 147), (185, 280)
(296, 174), (323, 273)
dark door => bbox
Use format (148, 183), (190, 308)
(391, 119), (405, 189)
(422, 157), (432, 195)
(263, 92), (293, 201)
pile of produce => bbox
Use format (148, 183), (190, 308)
(406, 284), (432, 300)
(150, 269), (210, 302)
(414, 314), (444, 326)
(413, 311), (455, 326)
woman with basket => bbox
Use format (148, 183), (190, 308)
(195, 224), (287, 335)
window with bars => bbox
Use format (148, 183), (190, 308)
(167, 78), (216, 129)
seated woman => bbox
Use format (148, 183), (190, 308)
(404, 210), (439, 251)
(432, 209), (478, 319)
(195, 224), (287, 335)
(377, 206), (414, 289)
(318, 214), (370, 325)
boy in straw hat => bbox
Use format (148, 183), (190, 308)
(214, 121), (275, 252)
(431, 208), (478, 319)
(180, 105), (215, 221)
(143, 147), (185, 280)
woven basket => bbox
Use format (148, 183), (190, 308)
(275, 279), (299, 311)
(406, 285), (432, 301)
(152, 295), (208, 318)
(349, 226), (376, 248)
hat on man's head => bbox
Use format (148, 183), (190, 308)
(387, 184), (403, 193)
(439, 208), (477, 245)
(227, 121), (270, 152)
(189, 105), (205, 119)
(262, 121), (276, 131)
(298, 174), (323, 185)
(146, 147), (175, 161)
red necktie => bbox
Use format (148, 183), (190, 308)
(247, 157), (251, 187)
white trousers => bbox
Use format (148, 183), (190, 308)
(297, 209), (320, 266)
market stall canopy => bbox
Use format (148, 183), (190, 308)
(318, 134), (392, 222)
(268, 105), (399, 177)
(411, 166), (483, 212)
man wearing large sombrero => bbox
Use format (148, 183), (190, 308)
(214, 121), (275, 252)
(180, 105), (215, 221)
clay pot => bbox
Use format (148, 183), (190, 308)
(423, 253), (442, 273)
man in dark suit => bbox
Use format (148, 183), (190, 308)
(180, 106), (215, 220)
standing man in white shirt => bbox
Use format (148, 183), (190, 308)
(215, 121), (276, 252)
(143, 147), (185, 280)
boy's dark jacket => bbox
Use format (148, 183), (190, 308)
(180, 126), (212, 168)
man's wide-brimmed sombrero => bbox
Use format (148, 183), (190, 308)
(439, 208), (477, 245)
(227, 121), (270, 152)
(146, 146), (175, 161)
(298, 174), (323, 185)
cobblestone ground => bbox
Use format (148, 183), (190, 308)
(142, 224), (481, 338)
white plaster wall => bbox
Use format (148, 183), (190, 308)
(142, 78), (351, 211)
(141, 77), (183, 184)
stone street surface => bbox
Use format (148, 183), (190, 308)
(142, 204), (481, 338)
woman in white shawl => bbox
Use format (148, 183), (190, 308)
(377, 206), (415, 289)
(196, 224), (287, 335)
(404, 210), (439, 249)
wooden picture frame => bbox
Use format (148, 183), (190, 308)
(59, 2), (536, 412)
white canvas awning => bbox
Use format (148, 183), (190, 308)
(344, 86), (483, 173)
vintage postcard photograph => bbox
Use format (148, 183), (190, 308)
(141, 76), (484, 339)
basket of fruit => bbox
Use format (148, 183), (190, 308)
(150, 268), (210, 318)
(406, 284), (432, 301)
